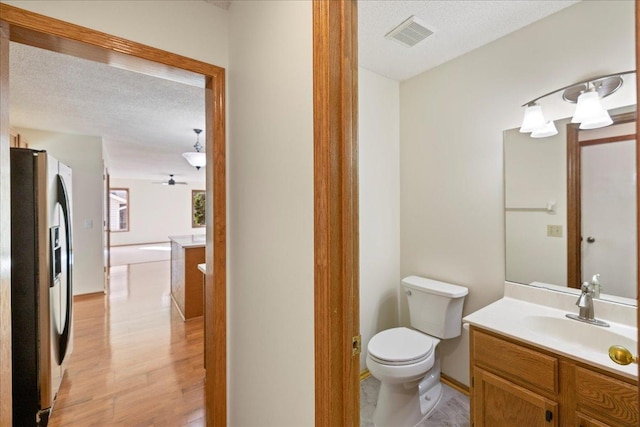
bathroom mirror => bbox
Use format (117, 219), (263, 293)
(504, 106), (637, 304)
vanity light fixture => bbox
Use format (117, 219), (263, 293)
(182, 128), (206, 170)
(519, 70), (635, 138)
(531, 121), (558, 138)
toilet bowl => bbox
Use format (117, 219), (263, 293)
(366, 276), (468, 427)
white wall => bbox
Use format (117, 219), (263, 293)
(399, 0), (635, 386)
(228, 1), (314, 425)
(358, 67), (400, 369)
(18, 128), (105, 295)
(109, 178), (206, 246)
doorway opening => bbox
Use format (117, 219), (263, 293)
(0, 4), (226, 425)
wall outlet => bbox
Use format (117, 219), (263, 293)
(547, 225), (563, 238)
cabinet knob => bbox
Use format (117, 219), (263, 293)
(405, 290), (412, 296)
(608, 345), (638, 365)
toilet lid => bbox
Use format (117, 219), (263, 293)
(367, 327), (434, 364)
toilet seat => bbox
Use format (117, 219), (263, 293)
(368, 327), (434, 366)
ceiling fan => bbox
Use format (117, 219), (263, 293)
(153, 174), (188, 186)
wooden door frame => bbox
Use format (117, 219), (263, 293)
(0, 2), (360, 426)
(0, 4), (226, 425)
(313, 1), (360, 426)
(636, 0), (639, 409)
(566, 111), (637, 289)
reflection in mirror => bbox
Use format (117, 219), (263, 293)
(567, 112), (637, 299)
(504, 107), (637, 305)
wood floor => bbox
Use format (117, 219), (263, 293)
(48, 260), (205, 427)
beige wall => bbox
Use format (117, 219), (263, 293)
(109, 178), (206, 246)
(399, 0), (635, 386)
(358, 67), (401, 369)
(227, 1), (314, 424)
(19, 128), (105, 295)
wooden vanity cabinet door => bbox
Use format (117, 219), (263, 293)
(473, 367), (558, 427)
(574, 366), (638, 427)
(575, 413), (612, 427)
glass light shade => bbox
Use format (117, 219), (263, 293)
(579, 110), (613, 129)
(531, 121), (558, 138)
(182, 152), (207, 168)
(519, 104), (546, 133)
(571, 91), (608, 124)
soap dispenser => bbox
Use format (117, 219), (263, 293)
(591, 274), (601, 299)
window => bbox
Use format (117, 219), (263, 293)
(109, 188), (129, 232)
(192, 190), (205, 228)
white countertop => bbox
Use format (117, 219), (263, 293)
(169, 234), (206, 248)
(464, 297), (638, 380)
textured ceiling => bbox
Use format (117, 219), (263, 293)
(9, 1), (580, 182)
(10, 42), (206, 182)
(359, 0), (580, 81)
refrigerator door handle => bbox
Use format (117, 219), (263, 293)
(55, 174), (73, 365)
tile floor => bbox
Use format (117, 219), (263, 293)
(360, 376), (470, 427)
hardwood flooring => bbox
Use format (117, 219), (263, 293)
(48, 260), (205, 427)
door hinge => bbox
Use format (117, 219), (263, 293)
(352, 335), (362, 356)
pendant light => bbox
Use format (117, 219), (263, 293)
(182, 129), (206, 170)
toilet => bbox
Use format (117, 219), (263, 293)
(366, 276), (468, 427)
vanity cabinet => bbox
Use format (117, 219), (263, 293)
(470, 327), (638, 427)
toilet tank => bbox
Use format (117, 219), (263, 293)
(402, 276), (469, 339)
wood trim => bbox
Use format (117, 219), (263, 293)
(566, 112), (637, 289)
(0, 4), (220, 88)
(566, 123), (581, 289)
(580, 134), (637, 146)
(636, 0), (640, 407)
(0, 4), (227, 426)
(441, 373), (471, 397)
(205, 63), (227, 427)
(0, 19), (12, 426)
(313, 1), (359, 426)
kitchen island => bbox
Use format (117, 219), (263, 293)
(170, 235), (205, 320)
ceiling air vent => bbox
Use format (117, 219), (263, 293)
(385, 16), (433, 48)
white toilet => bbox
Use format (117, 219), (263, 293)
(366, 275), (468, 427)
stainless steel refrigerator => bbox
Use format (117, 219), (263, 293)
(11, 148), (74, 426)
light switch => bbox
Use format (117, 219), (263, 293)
(547, 225), (562, 238)
(83, 219), (93, 229)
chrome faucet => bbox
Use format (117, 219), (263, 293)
(565, 282), (609, 327)
(576, 282), (594, 319)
